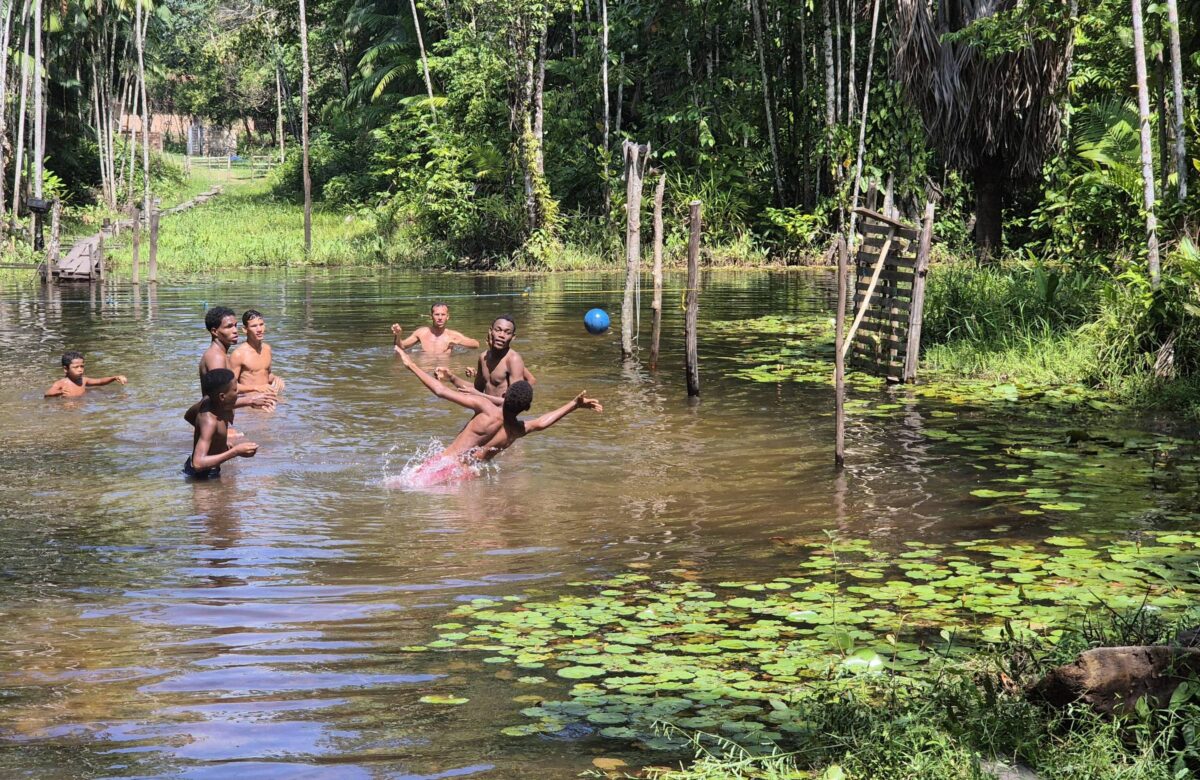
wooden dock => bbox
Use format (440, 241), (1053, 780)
(44, 186), (222, 282)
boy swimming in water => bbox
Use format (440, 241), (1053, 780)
(44, 351), (127, 397)
(391, 302), (480, 355)
(231, 309), (285, 395)
(396, 349), (601, 484)
(183, 368), (259, 479)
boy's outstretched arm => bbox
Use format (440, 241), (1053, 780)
(192, 414), (258, 470)
(399, 350), (491, 413)
(435, 367), (503, 406)
(391, 323), (420, 350)
(85, 375), (127, 386)
(524, 391), (603, 433)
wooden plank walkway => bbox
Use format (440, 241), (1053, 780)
(48, 186), (223, 282)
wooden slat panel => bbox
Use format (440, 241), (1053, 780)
(857, 319), (904, 335)
(858, 222), (920, 243)
(856, 269), (914, 285)
(853, 332), (908, 350)
(856, 287), (913, 301)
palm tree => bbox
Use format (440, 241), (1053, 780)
(893, 0), (1074, 256)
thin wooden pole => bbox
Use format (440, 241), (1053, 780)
(621, 140), (648, 359)
(299, 0), (313, 254)
(650, 170), (666, 370)
(685, 200), (701, 397)
(834, 235), (848, 467)
(98, 219), (107, 280)
(47, 198), (61, 279)
(130, 204), (140, 284)
(903, 201), (935, 382)
(1131, 0), (1160, 287)
(148, 207), (159, 283)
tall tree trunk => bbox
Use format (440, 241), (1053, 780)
(833, 0), (842, 123)
(275, 61), (285, 163)
(848, 0), (881, 239)
(136, 0), (152, 222)
(974, 157), (1003, 256)
(1131, 0), (1159, 287)
(90, 58), (109, 207)
(600, 0), (609, 213)
(31, 0), (41, 201)
(11, 14), (30, 229)
(615, 52), (624, 138)
(1165, 0), (1186, 201)
(408, 0), (437, 122)
(533, 27), (546, 178)
(0, 0), (14, 224)
(822, 0), (835, 137)
(847, 0), (856, 121)
(750, 0), (782, 204)
(299, 0), (313, 254)
(1156, 24), (1168, 198)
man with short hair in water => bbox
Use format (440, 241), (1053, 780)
(200, 306), (274, 411)
(433, 314), (536, 399)
(391, 302), (480, 355)
(231, 309), (285, 395)
(395, 349), (601, 484)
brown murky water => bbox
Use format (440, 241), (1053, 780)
(1, 270), (1196, 778)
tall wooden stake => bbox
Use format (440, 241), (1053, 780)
(685, 200), (701, 397)
(903, 201), (935, 382)
(621, 140), (649, 359)
(834, 235), (847, 467)
(47, 198), (61, 278)
(148, 207), (159, 283)
(650, 171), (666, 370)
(130, 204), (140, 284)
(1165, 0), (1186, 201)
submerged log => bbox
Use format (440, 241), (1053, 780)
(1030, 645), (1200, 715)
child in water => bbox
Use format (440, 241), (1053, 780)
(44, 351), (127, 397)
(183, 368), (258, 479)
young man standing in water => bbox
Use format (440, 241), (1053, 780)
(200, 307), (274, 412)
(391, 302), (480, 355)
(455, 315), (536, 397)
(231, 309), (285, 395)
(183, 368), (258, 479)
(396, 349), (601, 483)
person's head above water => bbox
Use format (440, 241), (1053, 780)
(503, 380), (533, 418)
(242, 309), (263, 327)
(61, 350), (85, 380)
(430, 302), (450, 329)
(489, 314), (517, 350)
(242, 309), (267, 343)
(205, 306), (239, 346)
(201, 367), (237, 404)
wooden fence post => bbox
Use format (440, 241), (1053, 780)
(148, 208), (159, 283)
(903, 200), (936, 382)
(98, 220), (108, 281)
(835, 235), (848, 467)
(650, 170), (666, 370)
(621, 140), (650, 359)
(685, 200), (702, 397)
(47, 199), (62, 280)
(130, 204), (141, 284)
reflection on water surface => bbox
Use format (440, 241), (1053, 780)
(0, 270), (1197, 777)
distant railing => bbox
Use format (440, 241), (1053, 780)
(186, 154), (280, 177)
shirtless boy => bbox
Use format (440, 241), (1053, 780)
(391, 302), (480, 355)
(461, 315), (536, 396)
(200, 307), (274, 411)
(183, 368), (258, 479)
(231, 309), (285, 395)
(44, 351), (127, 397)
(397, 349), (601, 481)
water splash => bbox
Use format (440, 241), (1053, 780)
(381, 439), (486, 490)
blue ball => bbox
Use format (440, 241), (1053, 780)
(584, 308), (611, 335)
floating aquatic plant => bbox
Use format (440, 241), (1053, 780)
(413, 532), (1200, 751)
